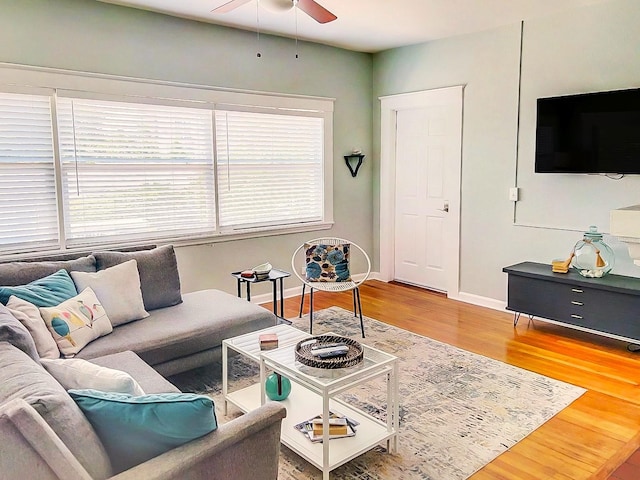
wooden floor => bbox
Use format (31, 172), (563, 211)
(272, 280), (640, 480)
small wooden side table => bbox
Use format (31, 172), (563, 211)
(231, 268), (291, 319)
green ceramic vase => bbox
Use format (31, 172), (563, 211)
(265, 373), (291, 401)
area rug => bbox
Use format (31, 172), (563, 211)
(170, 306), (586, 480)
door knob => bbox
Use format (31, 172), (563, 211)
(438, 201), (449, 213)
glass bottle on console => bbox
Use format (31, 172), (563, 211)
(571, 225), (615, 278)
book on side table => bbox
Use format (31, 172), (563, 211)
(294, 411), (358, 443)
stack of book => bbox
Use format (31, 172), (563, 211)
(239, 270), (270, 280)
(240, 262), (272, 280)
(259, 333), (278, 350)
(294, 411), (358, 442)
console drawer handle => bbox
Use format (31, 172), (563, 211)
(571, 314), (583, 319)
(571, 301), (584, 306)
(571, 289), (583, 293)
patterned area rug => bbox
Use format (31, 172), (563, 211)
(170, 306), (586, 480)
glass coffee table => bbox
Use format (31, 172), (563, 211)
(222, 324), (310, 415)
(222, 324), (399, 480)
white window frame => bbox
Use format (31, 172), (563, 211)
(0, 63), (334, 257)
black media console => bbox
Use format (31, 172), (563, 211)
(503, 262), (640, 343)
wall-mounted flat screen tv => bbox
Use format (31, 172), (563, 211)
(535, 87), (640, 174)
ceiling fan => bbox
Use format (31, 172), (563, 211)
(212, 0), (337, 24)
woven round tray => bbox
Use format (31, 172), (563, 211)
(295, 335), (364, 369)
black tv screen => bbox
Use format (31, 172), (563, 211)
(535, 88), (640, 174)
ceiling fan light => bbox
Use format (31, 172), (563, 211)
(260, 0), (294, 13)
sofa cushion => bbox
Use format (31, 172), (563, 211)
(0, 255), (96, 287)
(75, 289), (276, 366)
(0, 303), (40, 363)
(6, 296), (60, 359)
(70, 260), (149, 326)
(69, 389), (217, 474)
(93, 245), (182, 311)
(0, 269), (78, 307)
(40, 288), (113, 358)
(40, 358), (145, 396)
(0, 342), (112, 479)
(89, 351), (180, 394)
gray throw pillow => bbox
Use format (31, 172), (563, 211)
(0, 303), (41, 363)
(70, 260), (149, 326)
(0, 255), (97, 286)
(93, 245), (182, 311)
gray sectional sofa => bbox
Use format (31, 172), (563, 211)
(0, 245), (277, 376)
(0, 245), (286, 479)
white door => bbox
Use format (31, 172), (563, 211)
(390, 88), (462, 292)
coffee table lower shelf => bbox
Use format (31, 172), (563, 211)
(226, 383), (395, 474)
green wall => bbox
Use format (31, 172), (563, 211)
(4, 0), (640, 305)
(373, 0), (640, 304)
(0, 0), (373, 296)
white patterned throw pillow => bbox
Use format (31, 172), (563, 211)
(40, 287), (113, 357)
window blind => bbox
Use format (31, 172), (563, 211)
(0, 92), (59, 253)
(0, 70), (332, 257)
(56, 97), (216, 247)
(215, 109), (323, 230)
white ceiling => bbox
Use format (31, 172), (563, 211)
(98, 0), (611, 53)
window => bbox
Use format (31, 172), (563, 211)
(215, 109), (323, 230)
(0, 90), (59, 254)
(0, 68), (333, 256)
(56, 96), (216, 247)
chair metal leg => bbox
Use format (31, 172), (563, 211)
(309, 287), (314, 335)
(352, 289), (357, 316)
(355, 287), (365, 338)
(299, 284), (306, 318)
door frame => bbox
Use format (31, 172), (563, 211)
(379, 86), (463, 298)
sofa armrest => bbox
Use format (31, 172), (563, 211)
(0, 398), (93, 480)
(110, 402), (287, 480)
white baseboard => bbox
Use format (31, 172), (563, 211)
(248, 272), (508, 316)
(367, 272), (386, 282)
(365, 272), (507, 312)
(247, 272), (373, 305)
(447, 291), (507, 312)
(248, 287), (300, 306)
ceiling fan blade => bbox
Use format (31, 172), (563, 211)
(211, 0), (252, 14)
(296, 0), (337, 23)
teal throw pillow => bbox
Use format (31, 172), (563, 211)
(0, 269), (78, 307)
(68, 389), (218, 473)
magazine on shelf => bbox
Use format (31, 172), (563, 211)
(294, 411), (359, 442)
